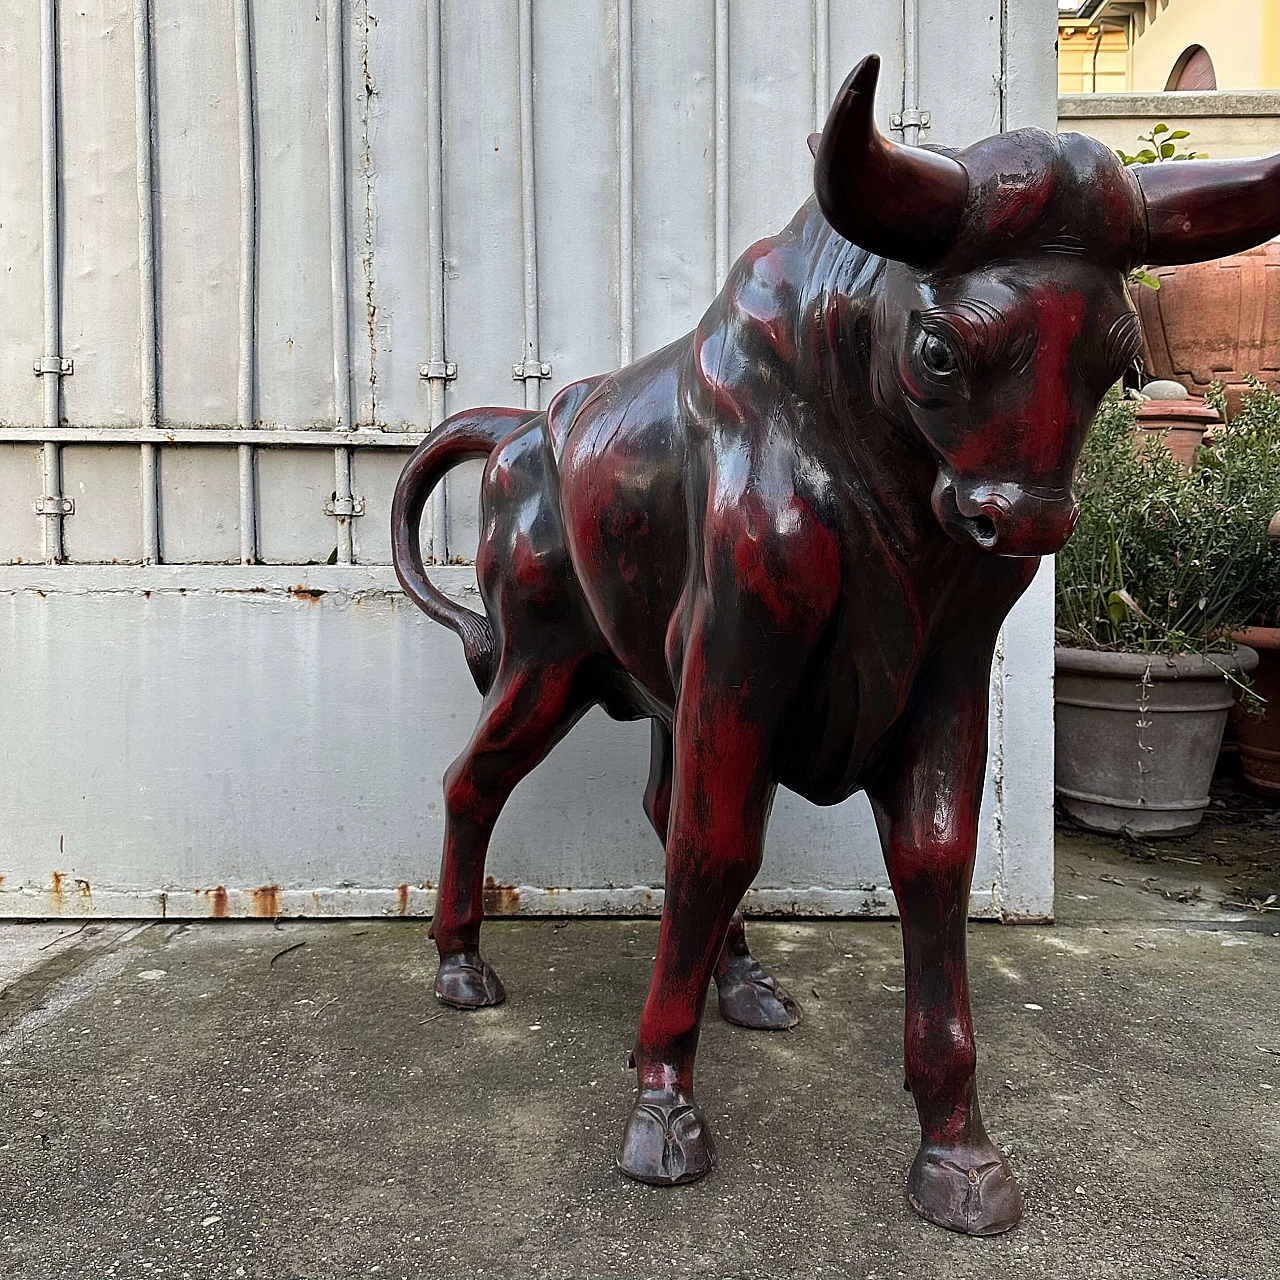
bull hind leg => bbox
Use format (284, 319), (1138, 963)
(431, 657), (592, 1008)
(642, 719), (800, 1031)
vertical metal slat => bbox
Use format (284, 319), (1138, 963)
(135, 0), (160, 562)
(234, 0), (258, 564)
(902, 0), (922, 145)
(517, 0), (542, 413)
(327, 0), (355, 563)
(38, 0), (66, 564)
(813, 0), (830, 129)
(424, 0), (450, 563)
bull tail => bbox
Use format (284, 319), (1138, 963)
(391, 407), (538, 694)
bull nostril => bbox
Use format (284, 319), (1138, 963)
(968, 514), (998, 546)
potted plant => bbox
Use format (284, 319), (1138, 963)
(1054, 390), (1279, 836)
(1219, 384), (1280, 797)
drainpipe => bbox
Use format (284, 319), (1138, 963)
(36, 0), (71, 564)
(898, 0), (926, 145)
(421, 0), (455, 562)
(513, 0), (551, 410)
(135, 0), (160, 562)
(326, 0), (357, 564)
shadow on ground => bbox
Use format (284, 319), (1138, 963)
(0, 793), (1276, 1278)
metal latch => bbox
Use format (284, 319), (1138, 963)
(33, 356), (73, 377)
(325, 495), (365, 518)
(34, 495), (74, 516)
(890, 108), (931, 130)
(419, 360), (457, 381)
(512, 358), (552, 381)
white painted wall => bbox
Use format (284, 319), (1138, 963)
(0, 0), (1059, 920)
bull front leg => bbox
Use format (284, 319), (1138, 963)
(643, 718), (800, 1031)
(867, 651), (1023, 1237)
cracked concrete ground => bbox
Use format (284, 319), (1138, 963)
(0, 800), (1276, 1279)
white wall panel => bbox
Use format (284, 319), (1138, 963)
(727, 2), (816, 265)
(363, 0), (429, 431)
(252, 0), (335, 429)
(256, 447), (338, 564)
(0, 445), (43, 563)
(61, 444), (143, 562)
(152, 0), (241, 424)
(631, 0), (715, 356)
(158, 445), (241, 563)
(0, 1), (46, 428)
(0, 1), (1058, 919)
(58, 0), (144, 426)
(532, 0), (621, 394)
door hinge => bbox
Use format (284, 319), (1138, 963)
(34, 495), (74, 516)
(33, 356), (73, 377)
(419, 360), (457, 381)
(512, 358), (552, 381)
(325, 495), (366, 518)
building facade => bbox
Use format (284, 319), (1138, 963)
(1059, 0), (1280, 94)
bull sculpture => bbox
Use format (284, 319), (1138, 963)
(392, 56), (1280, 1234)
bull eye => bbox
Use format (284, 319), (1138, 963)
(920, 332), (957, 377)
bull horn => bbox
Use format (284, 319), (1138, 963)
(1133, 153), (1280, 266)
(813, 54), (968, 268)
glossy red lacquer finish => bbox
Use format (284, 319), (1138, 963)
(392, 54), (1280, 1234)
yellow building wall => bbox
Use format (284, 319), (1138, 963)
(1058, 27), (1130, 94)
(1130, 0), (1279, 91)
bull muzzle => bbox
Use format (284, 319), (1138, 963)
(931, 473), (1079, 558)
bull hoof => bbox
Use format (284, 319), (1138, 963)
(617, 1088), (717, 1186)
(715, 952), (802, 1030)
(906, 1140), (1023, 1236)
(434, 952), (506, 1009)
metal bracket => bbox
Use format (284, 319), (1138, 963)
(325, 495), (366, 519)
(34, 495), (74, 516)
(33, 356), (73, 377)
(512, 358), (552, 382)
(890, 109), (931, 131)
(419, 360), (457, 381)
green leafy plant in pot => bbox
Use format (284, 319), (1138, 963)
(1054, 386), (1280, 835)
(1219, 384), (1280, 796)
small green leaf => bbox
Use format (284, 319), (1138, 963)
(326, 547), (338, 565)
(1153, 122), (1169, 134)
(1160, 141), (1176, 159)
(1128, 268), (1161, 291)
(1137, 149), (1158, 163)
(1169, 129), (1190, 140)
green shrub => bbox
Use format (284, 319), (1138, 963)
(1055, 382), (1280, 654)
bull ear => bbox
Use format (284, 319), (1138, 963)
(813, 54), (968, 268)
(1133, 153), (1280, 266)
(807, 132), (821, 159)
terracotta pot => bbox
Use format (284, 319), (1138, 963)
(1055, 645), (1258, 837)
(1129, 240), (1280, 418)
(1134, 397), (1220, 469)
(1229, 626), (1280, 798)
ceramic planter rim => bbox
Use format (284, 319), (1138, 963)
(1054, 644), (1259, 681)
(1228, 625), (1279, 653)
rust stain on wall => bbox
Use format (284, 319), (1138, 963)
(203, 886), (230, 918)
(397, 883), (410, 916)
(482, 876), (520, 915)
(49, 870), (65, 908)
(250, 884), (283, 918)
